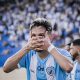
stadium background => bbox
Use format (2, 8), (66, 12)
(0, 0), (80, 80)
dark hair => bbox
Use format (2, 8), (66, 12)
(72, 39), (80, 46)
(67, 43), (71, 46)
(53, 23), (58, 31)
(30, 18), (52, 33)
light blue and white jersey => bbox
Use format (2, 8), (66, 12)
(66, 61), (76, 80)
(75, 62), (80, 80)
(66, 61), (80, 80)
(19, 48), (72, 80)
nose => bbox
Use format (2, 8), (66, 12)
(32, 36), (40, 40)
(36, 35), (44, 39)
(36, 36), (42, 40)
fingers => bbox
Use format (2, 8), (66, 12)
(31, 39), (44, 50)
(28, 35), (50, 50)
(34, 47), (43, 51)
(35, 42), (44, 47)
(37, 39), (44, 43)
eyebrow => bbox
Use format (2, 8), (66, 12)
(31, 30), (46, 35)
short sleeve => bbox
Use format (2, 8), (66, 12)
(55, 48), (74, 80)
(18, 50), (36, 68)
(57, 48), (73, 63)
(18, 55), (26, 68)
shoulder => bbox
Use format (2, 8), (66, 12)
(56, 48), (71, 56)
(19, 50), (37, 67)
(56, 48), (73, 63)
(23, 50), (37, 62)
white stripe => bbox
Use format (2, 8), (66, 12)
(46, 55), (56, 80)
(30, 54), (37, 80)
(71, 62), (77, 80)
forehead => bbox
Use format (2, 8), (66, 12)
(70, 43), (80, 50)
(70, 43), (77, 48)
(30, 26), (46, 34)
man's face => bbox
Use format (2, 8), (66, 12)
(30, 26), (50, 52)
(30, 26), (46, 39)
(70, 43), (80, 60)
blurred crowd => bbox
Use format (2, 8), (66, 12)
(0, 0), (80, 66)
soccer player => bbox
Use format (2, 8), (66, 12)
(3, 18), (73, 80)
(64, 39), (80, 80)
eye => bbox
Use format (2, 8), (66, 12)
(31, 34), (36, 38)
(39, 34), (45, 37)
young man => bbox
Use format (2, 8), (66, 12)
(65, 39), (80, 80)
(3, 18), (73, 80)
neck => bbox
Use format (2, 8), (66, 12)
(37, 50), (49, 59)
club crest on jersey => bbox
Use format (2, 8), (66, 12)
(46, 66), (55, 76)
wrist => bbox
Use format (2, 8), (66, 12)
(47, 44), (55, 52)
(23, 45), (30, 53)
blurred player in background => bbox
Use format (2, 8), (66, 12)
(65, 39), (80, 80)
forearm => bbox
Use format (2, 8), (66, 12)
(49, 48), (73, 73)
(3, 47), (29, 73)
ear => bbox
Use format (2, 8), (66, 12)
(49, 34), (53, 40)
(47, 32), (53, 42)
(45, 31), (51, 41)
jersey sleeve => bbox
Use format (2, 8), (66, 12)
(57, 48), (73, 63)
(18, 54), (27, 68)
(55, 48), (73, 80)
(18, 50), (36, 68)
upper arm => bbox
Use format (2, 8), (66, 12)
(58, 48), (73, 62)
